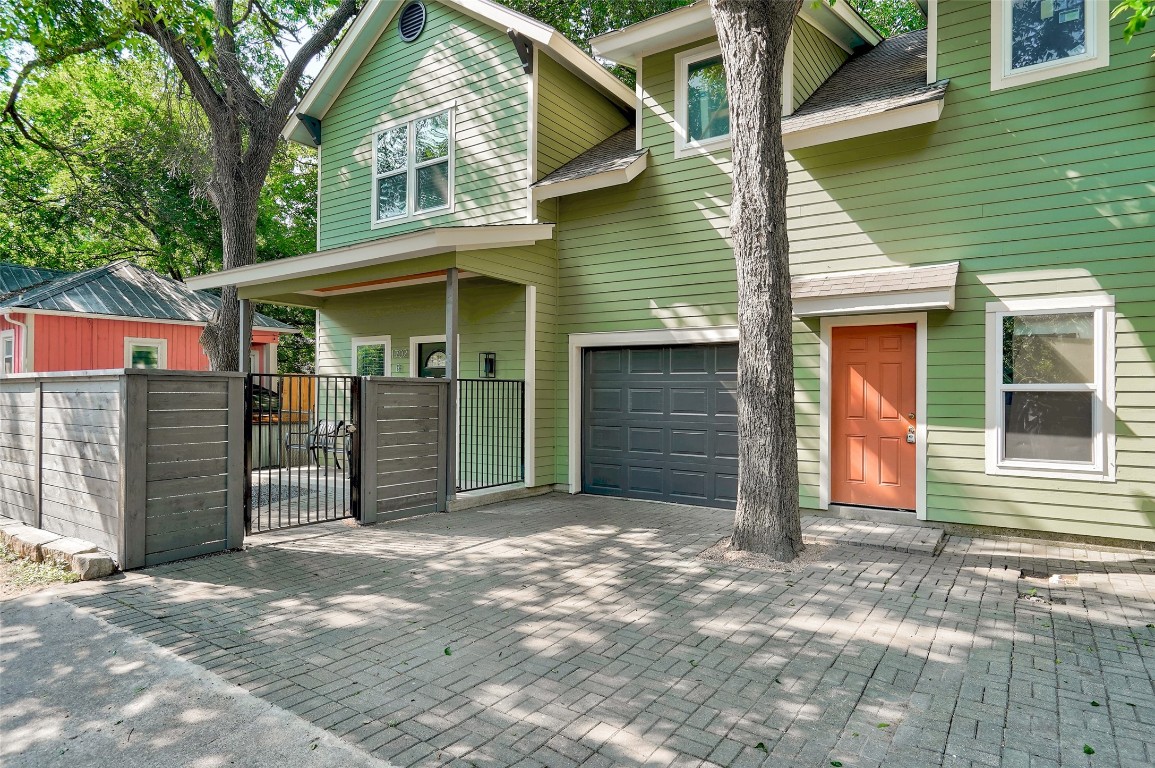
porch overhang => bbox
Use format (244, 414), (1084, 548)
(185, 224), (555, 300)
(791, 261), (959, 317)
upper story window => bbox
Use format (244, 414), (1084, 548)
(373, 107), (453, 226)
(674, 43), (730, 158)
(985, 296), (1115, 481)
(991, 0), (1109, 91)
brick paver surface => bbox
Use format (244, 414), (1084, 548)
(61, 494), (1155, 767)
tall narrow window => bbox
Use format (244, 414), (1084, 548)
(985, 298), (1114, 480)
(373, 107), (454, 225)
(1, 330), (15, 375)
(674, 43), (731, 158)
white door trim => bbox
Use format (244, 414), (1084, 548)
(409, 334), (450, 378)
(819, 313), (927, 520)
(566, 326), (739, 493)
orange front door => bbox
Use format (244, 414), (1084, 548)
(831, 324), (917, 510)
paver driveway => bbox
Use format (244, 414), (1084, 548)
(17, 495), (1155, 766)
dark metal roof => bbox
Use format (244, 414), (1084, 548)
(532, 128), (645, 189)
(0, 261), (293, 331)
(782, 28), (948, 136)
(0, 263), (68, 299)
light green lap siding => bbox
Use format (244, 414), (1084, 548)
(792, 20), (848, 110)
(551, 8), (1155, 541)
(318, 1), (529, 250)
(536, 54), (629, 178)
(316, 278), (525, 380)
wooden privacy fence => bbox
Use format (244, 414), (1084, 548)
(0, 370), (245, 568)
(359, 377), (451, 524)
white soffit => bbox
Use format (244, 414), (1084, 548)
(792, 261), (959, 317)
(185, 224), (556, 291)
(591, 1), (880, 68)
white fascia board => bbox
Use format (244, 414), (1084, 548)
(531, 152), (647, 203)
(185, 224), (555, 291)
(783, 98), (944, 151)
(590, 3), (714, 67)
(284, 0), (401, 145)
(285, 0), (632, 145)
(823, 0), (882, 46)
(793, 288), (955, 318)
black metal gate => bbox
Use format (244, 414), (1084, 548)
(457, 378), (525, 491)
(244, 374), (361, 533)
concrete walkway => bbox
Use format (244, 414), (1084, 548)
(0, 591), (393, 767)
(5, 494), (1155, 767)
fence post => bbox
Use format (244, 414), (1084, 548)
(242, 375), (254, 535)
(226, 375), (247, 548)
(436, 381), (450, 512)
(358, 378), (378, 524)
(118, 372), (148, 569)
(33, 380), (42, 528)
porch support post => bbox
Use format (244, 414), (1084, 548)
(238, 298), (252, 374)
(445, 267), (459, 503)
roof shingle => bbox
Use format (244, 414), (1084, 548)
(532, 128), (645, 189)
(782, 29), (948, 136)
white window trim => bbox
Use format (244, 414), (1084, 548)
(124, 337), (168, 369)
(408, 334), (459, 378)
(991, 0), (1110, 91)
(984, 294), (1116, 482)
(820, 313), (928, 521)
(673, 43), (732, 159)
(370, 103), (456, 228)
(0, 329), (15, 376)
(352, 335), (392, 377)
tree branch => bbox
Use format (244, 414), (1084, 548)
(269, 0), (362, 125)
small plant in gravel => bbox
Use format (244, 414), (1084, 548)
(1, 545), (79, 587)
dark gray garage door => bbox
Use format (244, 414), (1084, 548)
(582, 343), (738, 509)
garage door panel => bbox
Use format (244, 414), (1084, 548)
(628, 388), (664, 414)
(670, 388), (708, 414)
(628, 427), (664, 454)
(583, 343), (739, 509)
(628, 347), (663, 373)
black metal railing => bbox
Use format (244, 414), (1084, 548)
(457, 378), (525, 492)
(245, 374), (360, 533)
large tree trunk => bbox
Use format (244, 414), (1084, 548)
(201, 174), (260, 371)
(712, 0), (803, 561)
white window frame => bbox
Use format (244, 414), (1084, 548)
(352, 335), (392, 377)
(370, 104), (455, 228)
(408, 334), (459, 378)
(991, 0), (1110, 91)
(1, 329), (15, 376)
(984, 295), (1115, 482)
(674, 43), (731, 159)
(124, 337), (168, 369)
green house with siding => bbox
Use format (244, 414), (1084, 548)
(191, 0), (1155, 544)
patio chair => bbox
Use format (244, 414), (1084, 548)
(283, 419), (352, 469)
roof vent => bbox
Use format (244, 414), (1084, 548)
(398, 1), (426, 42)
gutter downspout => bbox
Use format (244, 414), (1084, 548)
(2, 311), (30, 373)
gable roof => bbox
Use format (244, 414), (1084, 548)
(0, 261), (294, 332)
(0, 263), (68, 299)
(782, 28), (948, 150)
(591, 0), (881, 68)
(286, 0), (636, 146)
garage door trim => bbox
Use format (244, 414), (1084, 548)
(566, 327), (739, 493)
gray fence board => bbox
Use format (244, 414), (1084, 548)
(1, 371), (243, 568)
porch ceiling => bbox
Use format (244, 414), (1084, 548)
(184, 224), (555, 303)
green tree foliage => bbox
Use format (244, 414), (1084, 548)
(851, 0), (926, 37)
(0, 50), (318, 371)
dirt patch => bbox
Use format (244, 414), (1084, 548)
(0, 547), (80, 600)
(699, 536), (832, 573)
